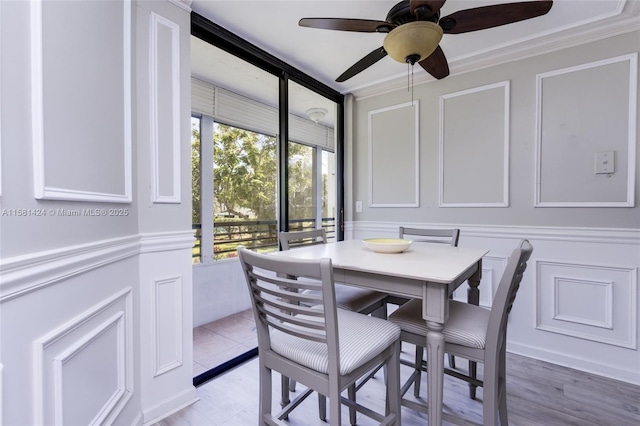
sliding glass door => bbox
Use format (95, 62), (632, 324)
(190, 12), (344, 382)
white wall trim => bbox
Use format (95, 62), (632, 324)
(0, 231), (193, 302)
(552, 277), (614, 330)
(139, 230), (195, 253)
(167, 0), (192, 13)
(368, 100), (419, 207)
(346, 221), (640, 245)
(535, 259), (637, 349)
(142, 387), (197, 426)
(152, 276), (184, 377)
(534, 53), (637, 207)
(508, 341), (640, 386)
(33, 287), (133, 426)
(0, 236), (139, 302)
(150, 12), (181, 204)
(30, 0), (132, 203)
(53, 312), (127, 426)
(439, 81), (510, 207)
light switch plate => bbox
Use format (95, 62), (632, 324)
(595, 151), (615, 174)
(355, 201), (362, 213)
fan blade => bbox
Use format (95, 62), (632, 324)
(439, 1), (553, 34)
(418, 45), (449, 79)
(410, 1), (447, 17)
(336, 47), (388, 82)
(299, 18), (391, 33)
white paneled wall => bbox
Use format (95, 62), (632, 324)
(347, 221), (640, 385)
(0, 1), (195, 424)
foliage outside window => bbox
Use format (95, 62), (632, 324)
(192, 118), (334, 262)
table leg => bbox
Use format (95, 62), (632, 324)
(426, 320), (445, 426)
(467, 266), (481, 400)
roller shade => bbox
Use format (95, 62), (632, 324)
(191, 77), (334, 149)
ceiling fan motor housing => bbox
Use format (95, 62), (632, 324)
(383, 21), (443, 64)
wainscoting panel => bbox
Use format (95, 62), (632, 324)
(31, 0), (132, 202)
(150, 12), (181, 204)
(536, 260), (637, 349)
(152, 275), (183, 376)
(138, 231), (196, 423)
(347, 221), (640, 384)
(368, 101), (419, 207)
(33, 288), (133, 425)
(535, 53), (637, 207)
(439, 81), (510, 207)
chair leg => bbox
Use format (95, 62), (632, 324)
(280, 375), (290, 420)
(318, 394), (327, 421)
(289, 378), (297, 392)
(260, 362), (272, 425)
(498, 347), (508, 425)
(469, 360), (478, 400)
(413, 345), (424, 397)
(387, 341), (402, 424)
(448, 354), (456, 369)
(348, 384), (357, 425)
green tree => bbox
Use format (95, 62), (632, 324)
(191, 119), (201, 225)
(213, 124), (277, 220)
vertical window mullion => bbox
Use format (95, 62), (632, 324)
(200, 115), (215, 263)
(315, 145), (322, 231)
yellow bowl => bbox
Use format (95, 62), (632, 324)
(362, 238), (412, 253)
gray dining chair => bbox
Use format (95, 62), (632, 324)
(237, 246), (402, 426)
(279, 229), (388, 317)
(394, 227), (462, 373)
(279, 229), (389, 422)
(388, 239), (533, 426)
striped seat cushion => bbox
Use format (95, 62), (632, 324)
(270, 308), (400, 375)
(388, 298), (490, 349)
(302, 285), (387, 312)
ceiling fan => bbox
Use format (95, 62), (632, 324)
(299, 0), (553, 82)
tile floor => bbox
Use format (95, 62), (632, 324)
(192, 309), (257, 377)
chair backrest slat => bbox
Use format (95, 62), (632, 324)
(264, 317), (328, 343)
(399, 227), (460, 247)
(279, 229), (327, 251)
(238, 246), (340, 372)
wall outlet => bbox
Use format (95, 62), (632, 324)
(595, 151), (615, 174)
(355, 201), (362, 213)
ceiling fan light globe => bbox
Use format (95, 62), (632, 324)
(383, 21), (443, 64)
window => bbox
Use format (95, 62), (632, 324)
(213, 123), (277, 259)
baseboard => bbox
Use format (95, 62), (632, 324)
(142, 386), (198, 426)
(508, 342), (640, 386)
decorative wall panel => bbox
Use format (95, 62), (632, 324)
(536, 260), (637, 348)
(34, 288), (133, 425)
(150, 12), (181, 203)
(453, 255), (507, 308)
(152, 276), (183, 376)
(535, 53), (637, 207)
(31, 0), (132, 202)
(439, 81), (509, 207)
(368, 101), (419, 207)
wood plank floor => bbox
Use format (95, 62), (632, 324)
(155, 347), (640, 425)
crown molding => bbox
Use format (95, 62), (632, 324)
(168, 0), (192, 12)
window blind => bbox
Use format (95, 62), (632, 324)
(191, 77), (334, 150)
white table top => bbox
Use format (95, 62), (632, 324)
(271, 239), (488, 284)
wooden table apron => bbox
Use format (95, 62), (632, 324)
(270, 239), (488, 426)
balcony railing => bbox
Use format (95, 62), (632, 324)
(192, 218), (336, 262)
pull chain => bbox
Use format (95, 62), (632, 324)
(411, 64), (414, 104)
(407, 62), (410, 92)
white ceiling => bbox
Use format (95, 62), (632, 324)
(190, 0), (640, 122)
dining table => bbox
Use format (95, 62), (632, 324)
(270, 238), (488, 426)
